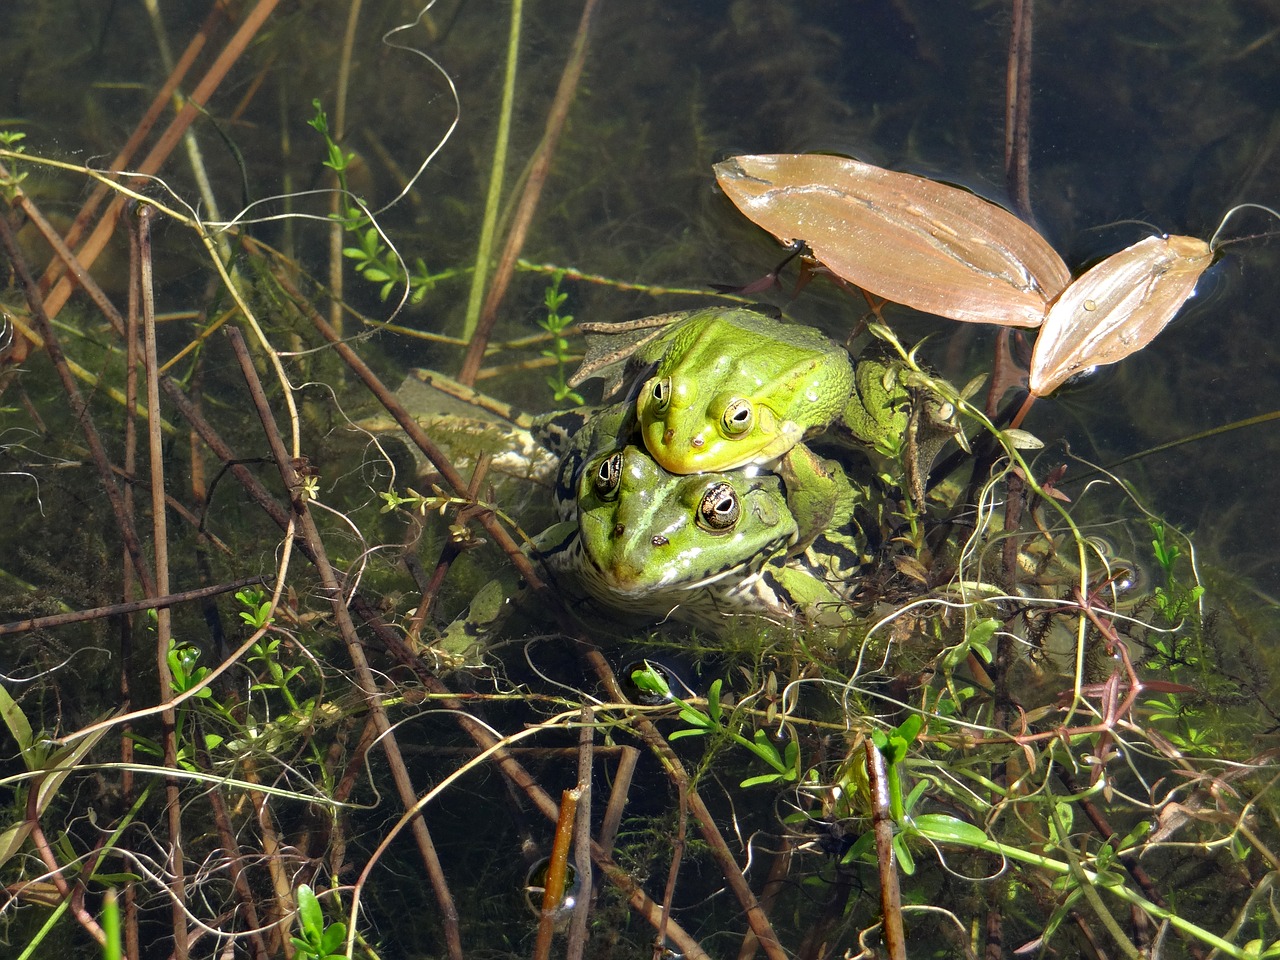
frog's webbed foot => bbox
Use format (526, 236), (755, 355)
(777, 443), (859, 556)
(570, 311), (693, 398)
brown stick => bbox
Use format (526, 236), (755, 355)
(565, 708), (595, 960)
(0, 215), (155, 596)
(533, 788), (581, 960)
(25, 786), (106, 943)
(0, 576), (266, 636)
(42, 0), (283, 321)
(457, 0), (603, 385)
(866, 741), (907, 960)
(138, 203), (190, 960)
(1004, 0), (1035, 221)
(225, 326), (465, 960)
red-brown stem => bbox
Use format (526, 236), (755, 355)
(534, 788), (581, 960)
(26, 778), (106, 943)
(565, 708), (595, 960)
(457, 0), (602, 385)
(1004, 0), (1035, 221)
(654, 780), (688, 960)
(226, 326), (465, 960)
(865, 740), (906, 960)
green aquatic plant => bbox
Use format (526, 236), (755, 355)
(290, 885), (348, 960)
(630, 662), (801, 787)
(538, 271), (584, 404)
(308, 101), (437, 305)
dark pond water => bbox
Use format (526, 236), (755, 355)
(2, 1), (1279, 958)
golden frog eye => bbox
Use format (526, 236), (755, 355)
(592, 452), (623, 498)
(697, 482), (740, 532)
(650, 376), (672, 413)
(720, 397), (754, 437)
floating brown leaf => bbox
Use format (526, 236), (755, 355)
(1028, 234), (1213, 396)
(714, 153), (1071, 327)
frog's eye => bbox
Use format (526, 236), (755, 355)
(592, 453), (623, 498)
(720, 398), (754, 437)
(650, 377), (673, 412)
(697, 482), (740, 532)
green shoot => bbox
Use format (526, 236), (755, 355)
(291, 885), (348, 960)
(539, 271), (584, 404)
(629, 663), (799, 787)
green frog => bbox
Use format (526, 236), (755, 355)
(574, 307), (952, 546)
(536, 444), (867, 633)
(436, 409), (868, 662)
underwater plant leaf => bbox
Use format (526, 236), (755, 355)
(911, 813), (990, 846)
(1029, 234), (1212, 396)
(714, 154), (1071, 327)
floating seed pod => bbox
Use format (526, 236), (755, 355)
(714, 153), (1071, 327)
(1028, 234), (1213, 397)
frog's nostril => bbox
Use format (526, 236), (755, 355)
(662, 428), (675, 444)
(612, 523), (626, 537)
(691, 436), (704, 448)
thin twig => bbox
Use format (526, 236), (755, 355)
(534, 788), (581, 960)
(226, 326), (466, 960)
(139, 203), (190, 960)
(566, 707), (595, 960)
(0, 576), (266, 636)
(866, 740), (906, 960)
(458, 0), (603, 384)
(1004, 0), (1035, 221)
(654, 780), (688, 960)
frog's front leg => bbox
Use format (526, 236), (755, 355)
(777, 442), (858, 556)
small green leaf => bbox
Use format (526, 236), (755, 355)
(910, 813), (989, 846)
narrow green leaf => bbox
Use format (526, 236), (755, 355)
(910, 813), (989, 846)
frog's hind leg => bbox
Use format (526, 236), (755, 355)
(777, 443), (859, 556)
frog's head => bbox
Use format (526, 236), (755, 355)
(575, 446), (796, 598)
(636, 376), (804, 473)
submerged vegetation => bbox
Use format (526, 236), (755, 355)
(1, 2), (1279, 958)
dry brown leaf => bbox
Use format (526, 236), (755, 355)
(714, 153), (1071, 327)
(1028, 235), (1212, 397)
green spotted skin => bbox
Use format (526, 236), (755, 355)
(632, 307), (855, 475)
